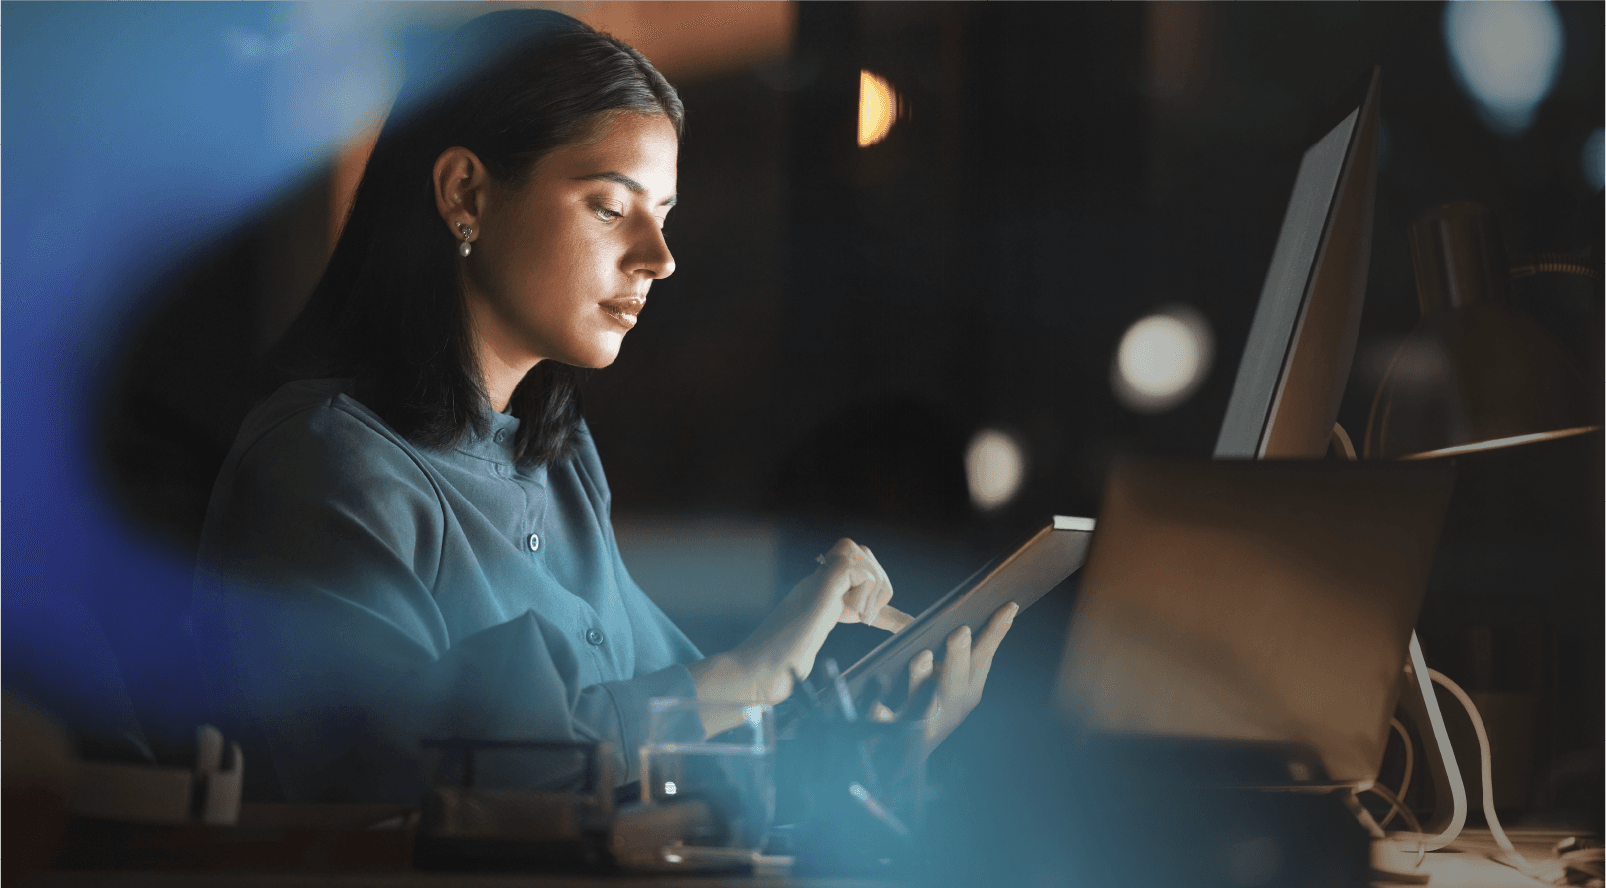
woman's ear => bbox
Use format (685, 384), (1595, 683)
(432, 147), (490, 241)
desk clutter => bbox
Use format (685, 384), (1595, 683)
(9, 702), (1602, 887)
(6, 671), (930, 879)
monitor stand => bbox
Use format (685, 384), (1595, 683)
(1398, 632), (1468, 850)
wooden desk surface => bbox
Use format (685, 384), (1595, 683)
(1416, 853), (1559, 888)
(25, 808), (1586, 888)
(24, 877), (886, 888)
(23, 853), (1565, 888)
(22, 857), (1570, 888)
(1412, 827), (1596, 888)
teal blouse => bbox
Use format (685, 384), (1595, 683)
(193, 379), (702, 802)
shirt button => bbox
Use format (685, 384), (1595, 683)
(494, 430), (508, 444)
(527, 533), (541, 552)
(586, 628), (605, 646)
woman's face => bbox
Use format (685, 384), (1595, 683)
(465, 112), (678, 373)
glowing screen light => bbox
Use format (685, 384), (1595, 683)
(858, 70), (898, 147)
(1112, 305), (1215, 414)
(1442, 0), (1563, 137)
(965, 429), (1026, 513)
(1584, 128), (1605, 192)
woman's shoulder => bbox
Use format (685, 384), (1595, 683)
(199, 381), (451, 601)
(556, 418), (612, 503)
(229, 378), (435, 489)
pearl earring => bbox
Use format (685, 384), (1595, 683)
(457, 223), (474, 258)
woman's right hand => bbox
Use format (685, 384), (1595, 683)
(688, 538), (913, 711)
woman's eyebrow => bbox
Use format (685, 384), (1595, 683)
(574, 171), (677, 207)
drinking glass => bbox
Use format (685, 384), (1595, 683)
(639, 697), (776, 854)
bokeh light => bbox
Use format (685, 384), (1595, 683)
(857, 70), (898, 147)
(965, 429), (1026, 513)
(1583, 128), (1605, 192)
(1112, 305), (1215, 414)
(1442, 0), (1563, 137)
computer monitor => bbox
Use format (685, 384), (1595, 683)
(1213, 67), (1381, 459)
(1206, 66), (1470, 847)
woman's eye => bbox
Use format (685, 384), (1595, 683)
(592, 205), (622, 222)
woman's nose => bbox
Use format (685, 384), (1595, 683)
(629, 221), (675, 280)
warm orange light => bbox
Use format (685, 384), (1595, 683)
(576, 1), (796, 86)
(857, 70), (898, 147)
(1399, 424), (1601, 460)
(330, 118), (383, 253)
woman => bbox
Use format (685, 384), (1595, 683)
(194, 9), (1015, 803)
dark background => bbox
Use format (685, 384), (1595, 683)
(9, 2), (1602, 825)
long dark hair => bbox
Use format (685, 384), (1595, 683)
(270, 10), (683, 466)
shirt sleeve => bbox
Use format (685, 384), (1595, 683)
(194, 401), (698, 802)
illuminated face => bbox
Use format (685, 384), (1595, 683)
(465, 113), (678, 373)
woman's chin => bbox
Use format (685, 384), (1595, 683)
(567, 340), (623, 370)
(545, 327), (629, 370)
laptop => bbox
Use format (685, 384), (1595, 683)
(1053, 456), (1454, 788)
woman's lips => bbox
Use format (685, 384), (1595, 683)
(600, 297), (645, 329)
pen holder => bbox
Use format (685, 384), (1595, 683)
(782, 717), (929, 876)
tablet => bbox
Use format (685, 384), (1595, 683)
(838, 516), (1095, 703)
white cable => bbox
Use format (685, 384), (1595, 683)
(1427, 668), (1543, 877)
(1406, 634), (1466, 850)
(1348, 782), (1427, 881)
(1366, 781), (1426, 868)
(1380, 717), (1414, 829)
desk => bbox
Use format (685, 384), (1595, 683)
(19, 855), (1566, 888)
(1412, 828), (1599, 888)
(25, 877), (883, 888)
(23, 805), (888, 888)
(24, 848), (1581, 888)
(1416, 854), (1563, 888)
(22, 805), (1588, 888)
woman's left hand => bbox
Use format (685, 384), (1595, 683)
(872, 601), (1018, 751)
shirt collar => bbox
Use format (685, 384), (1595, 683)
(459, 407), (522, 462)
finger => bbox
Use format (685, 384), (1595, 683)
(941, 625), (971, 702)
(869, 605), (914, 633)
(907, 649), (935, 699)
(870, 701), (897, 723)
(858, 545), (895, 626)
(864, 579), (893, 629)
(813, 542), (855, 594)
(847, 555), (886, 626)
(831, 543), (877, 622)
(859, 544), (893, 595)
(809, 561), (853, 625)
(968, 602), (1019, 687)
(841, 565), (877, 623)
(816, 538), (858, 578)
(822, 541), (870, 620)
(827, 537), (858, 559)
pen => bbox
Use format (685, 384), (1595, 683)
(822, 658), (856, 722)
(848, 781), (910, 838)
